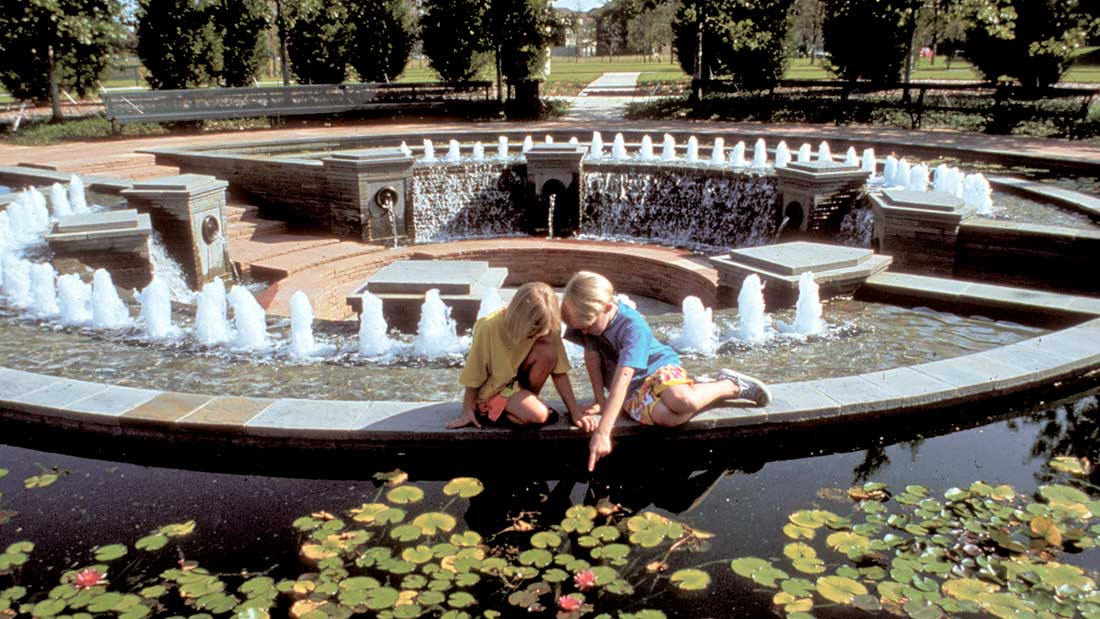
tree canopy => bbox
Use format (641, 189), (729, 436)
(211, 0), (270, 87)
(137, 0), (222, 90)
(673, 0), (794, 91)
(346, 0), (417, 82)
(421, 0), (490, 82)
(285, 0), (350, 84)
(822, 0), (922, 83)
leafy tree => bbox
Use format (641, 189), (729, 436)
(346, 0), (417, 82)
(285, 0), (350, 84)
(821, 0), (922, 83)
(421, 0), (490, 82)
(137, 0), (222, 90)
(0, 0), (127, 121)
(490, 0), (556, 84)
(211, 0), (270, 87)
(628, 1), (678, 60)
(914, 0), (967, 65)
(963, 0), (1098, 88)
(789, 0), (825, 63)
(594, 0), (647, 57)
(673, 0), (794, 91)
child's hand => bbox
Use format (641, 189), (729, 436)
(571, 413), (599, 433)
(588, 429), (613, 471)
(446, 408), (481, 429)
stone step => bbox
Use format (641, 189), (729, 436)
(248, 241), (386, 281)
(229, 233), (342, 277)
(228, 218), (288, 241)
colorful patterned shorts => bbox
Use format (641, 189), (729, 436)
(475, 380), (522, 422)
(625, 365), (694, 425)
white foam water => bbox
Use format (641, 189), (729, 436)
(69, 174), (90, 214)
(30, 262), (60, 318)
(497, 136), (509, 159)
(790, 272), (825, 336)
(729, 141), (746, 167)
(476, 288), (504, 320)
(669, 295), (719, 355)
(91, 268), (130, 329)
(752, 138), (767, 168)
(662, 134), (677, 161)
(710, 138), (726, 165)
(638, 135), (655, 160)
(736, 274), (768, 344)
(289, 290), (320, 357)
(612, 133), (628, 160)
(421, 139), (435, 162)
(228, 284), (269, 350)
(588, 132), (604, 160)
(797, 143), (812, 163)
(358, 291), (394, 357)
(50, 183), (73, 218)
(57, 273), (92, 326)
(775, 142), (791, 168)
(412, 289), (464, 358)
(817, 141), (832, 162)
(2, 256), (32, 309)
(138, 278), (179, 339)
(194, 278), (230, 346)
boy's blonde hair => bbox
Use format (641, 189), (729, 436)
(504, 282), (560, 342)
(562, 271), (615, 327)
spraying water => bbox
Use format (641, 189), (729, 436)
(69, 174), (90, 213)
(752, 138), (767, 168)
(412, 289), (463, 358)
(729, 141), (746, 167)
(790, 272), (825, 336)
(775, 142), (791, 168)
(710, 138), (726, 165)
(895, 159), (912, 189)
(358, 291), (394, 357)
(2, 256), (32, 309)
(471, 142), (485, 161)
(399, 141), (412, 157)
(30, 262), (60, 318)
(962, 173), (994, 215)
(797, 144), (812, 163)
(49, 183), (73, 218)
(195, 278), (230, 345)
(289, 290), (319, 357)
(662, 134), (677, 161)
(228, 285), (268, 350)
(908, 164), (930, 192)
(844, 147), (859, 167)
(686, 137), (699, 162)
(445, 140), (461, 162)
(522, 136), (534, 154)
(883, 155), (898, 185)
(611, 133), (628, 160)
(148, 234), (194, 303)
(138, 278), (179, 339)
(817, 141), (832, 162)
(638, 135), (655, 160)
(589, 132), (604, 160)
(497, 136), (509, 159)
(669, 296), (719, 355)
(28, 188), (49, 230)
(421, 139), (435, 162)
(861, 148), (877, 175)
(57, 273), (92, 326)
(476, 288), (504, 320)
(736, 274), (768, 344)
(91, 268), (130, 329)
(0, 212), (12, 255)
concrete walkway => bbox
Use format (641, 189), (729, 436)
(556, 72), (661, 121)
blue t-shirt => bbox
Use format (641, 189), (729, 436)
(565, 302), (681, 396)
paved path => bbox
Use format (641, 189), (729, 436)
(557, 72), (660, 121)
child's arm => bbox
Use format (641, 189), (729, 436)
(446, 386), (482, 429)
(583, 349), (605, 414)
(588, 365), (635, 471)
(552, 372), (599, 432)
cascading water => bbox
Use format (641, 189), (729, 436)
(662, 134), (677, 161)
(710, 138), (726, 165)
(411, 163), (522, 241)
(412, 289), (464, 358)
(775, 142), (791, 168)
(729, 141), (746, 167)
(611, 134), (628, 160)
(91, 268), (130, 329)
(752, 139), (767, 168)
(148, 234), (194, 303)
(589, 132), (604, 159)
(476, 288), (504, 320)
(669, 295), (718, 355)
(358, 291), (393, 358)
(736, 274), (768, 344)
(138, 278), (179, 339)
(638, 135), (655, 160)
(57, 273), (92, 326)
(69, 174), (90, 213)
(228, 285), (268, 350)
(49, 183), (72, 218)
(790, 272), (825, 336)
(0, 212), (12, 255)
(29, 262), (59, 318)
(28, 188), (49, 230)
(290, 290), (319, 357)
(195, 278), (230, 346)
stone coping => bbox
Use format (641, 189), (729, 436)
(1, 316), (1098, 450)
(989, 176), (1100, 221)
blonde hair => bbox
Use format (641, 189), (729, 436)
(504, 282), (560, 342)
(562, 271), (615, 327)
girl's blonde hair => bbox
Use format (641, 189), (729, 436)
(504, 282), (560, 342)
(562, 271), (615, 327)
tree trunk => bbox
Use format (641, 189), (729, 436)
(496, 45), (504, 104)
(48, 45), (63, 122)
(690, 2), (704, 104)
(275, 0), (291, 85)
(902, 30), (914, 103)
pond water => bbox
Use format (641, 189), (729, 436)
(0, 299), (1045, 402)
(1, 388), (1099, 618)
(984, 191), (1098, 228)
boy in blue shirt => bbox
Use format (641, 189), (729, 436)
(563, 271), (770, 471)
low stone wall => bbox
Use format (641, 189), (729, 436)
(956, 220), (1100, 295)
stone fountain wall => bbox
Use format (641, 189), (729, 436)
(410, 163), (528, 242)
(582, 165), (780, 250)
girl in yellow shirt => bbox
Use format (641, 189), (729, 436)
(447, 282), (597, 431)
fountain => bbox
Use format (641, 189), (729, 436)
(797, 143), (812, 162)
(669, 296), (719, 355)
(522, 136), (533, 153)
(29, 262), (59, 318)
(774, 142), (791, 168)
(686, 136), (700, 162)
(962, 173), (994, 215)
(611, 133), (628, 160)
(789, 272), (825, 336)
(228, 284), (268, 350)
(91, 268), (130, 329)
(3, 256), (32, 309)
(544, 135), (554, 144)
(736, 274), (768, 344)
(476, 287), (504, 320)
(399, 141), (412, 157)
(421, 139), (435, 162)
(358, 291), (393, 357)
(138, 278), (179, 339)
(895, 159), (912, 188)
(497, 136), (509, 159)
(0, 212), (12, 254)
(445, 140), (461, 162)
(69, 173), (89, 213)
(57, 272), (92, 326)
(639, 135), (655, 160)
(471, 142), (485, 161)
(49, 183), (72, 218)
(662, 134), (677, 161)
(844, 147), (859, 167)
(883, 155), (898, 185)
(908, 164), (930, 192)
(861, 148), (877, 175)
(752, 139), (767, 168)
(729, 141), (746, 167)
(290, 290), (320, 357)
(195, 278), (230, 346)
(412, 289), (464, 359)
(817, 141), (832, 162)
(711, 138), (726, 165)
(589, 132), (604, 160)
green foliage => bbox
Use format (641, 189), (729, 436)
(137, 0), (222, 89)
(0, 0), (126, 107)
(346, 0), (417, 82)
(822, 0), (922, 83)
(490, 0), (556, 83)
(210, 0), (270, 87)
(673, 0), (793, 91)
(421, 0), (490, 82)
(285, 0), (350, 84)
(963, 0), (1098, 88)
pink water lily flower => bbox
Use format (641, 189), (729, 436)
(573, 569), (596, 591)
(557, 595), (583, 612)
(74, 568), (105, 589)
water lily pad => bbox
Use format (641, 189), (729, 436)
(0, 469), (6, 478)
(447, 592), (476, 609)
(442, 478), (483, 499)
(826, 532), (870, 554)
(390, 525), (423, 542)
(816, 575), (867, 604)
(530, 532), (561, 549)
(31, 599), (67, 617)
(518, 549), (552, 568)
(93, 544), (128, 562)
(591, 543), (630, 563)
(1040, 484), (1090, 507)
(1030, 515), (1064, 547)
(783, 524), (815, 540)
(1051, 456), (1090, 475)
(792, 558), (826, 575)
(412, 513), (456, 536)
(669, 569), (710, 591)
(731, 558), (771, 579)
(788, 510), (837, 529)
(942, 578), (999, 602)
(783, 543), (816, 560)
(387, 486), (425, 505)
(24, 473), (59, 489)
(135, 534), (168, 552)
(194, 593), (238, 613)
(401, 546), (433, 564)
(363, 586), (400, 610)
(160, 521), (196, 537)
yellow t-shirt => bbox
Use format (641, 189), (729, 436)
(459, 309), (570, 402)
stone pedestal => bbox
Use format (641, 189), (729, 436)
(345, 260), (509, 334)
(121, 174), (228, 289)
(870, 189), (976, 275)
(775, 161), (871, 234)
(524, 144), (586, 237)
(709, 241), (892, 308)
(322, 149), (415, 245)
(46, 210), (154, 290)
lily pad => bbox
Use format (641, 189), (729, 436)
(160, 521), (196, 537)
(530, 532), (561, 549)
(783, 543), (816, 560)
(24, 473), (60, 489)
(1050, 456), (1089, 475)
(93, 544), (128, 562)
(412, 513), (456, 536)
(669, 569), (711, 591)
(442, 478), (484, 499)
(135, 534), (168, 552)
(942, 579), (999, 602)
(387, 486), (425, 505)
(816, 575), (867, 604)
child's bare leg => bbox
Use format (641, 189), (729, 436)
(517, 337), (556, 395)
(503, 389), (551, 425)
(648, 381), (739, 427)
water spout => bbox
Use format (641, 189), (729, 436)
(30, 262), (60, 318)
(710, 138), (726, 165)
(797, 143), (812, 163)
(638, 135), (654, 160)
(412, 289), (463, 358)
(752, 138), (767, 168)
(421, 139), (435, 162)
(612, 133), (628, 160)
(477, 288), (504, 320)
(790, 272), (825, 336)
(69, 174), (90, 214)
(736, 274), (768, 344)
(91, 268), (130, 329)
(497, 136), (509, 159)
(662, 134), (677, 161)
(775, 142), (791, 168)
(50, 183), (73, 218)
(228, 284), (268, 350)
(195, 278), (230, 346)
(669, 296), (719, 355)
(729, 141), (746, 167)
(290, 290), (319, 357)
(589, 132), (604, 160)
(57, 273), (92, 326)
(358, 291), (393, 357)
(138, 278), (179, 339)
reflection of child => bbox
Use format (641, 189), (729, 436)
(447, 282), (598, 431)
(562, 271), (771, 470)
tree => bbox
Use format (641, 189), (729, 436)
(789, 0), (824, 63)
(421, 0), (489, 82)
(914, 0), (967, 65)
(137, 0), (222, 90)
(673, 0), (794, 91)
(285, 0), (350, 84)
(211, 0), (270, 87)
(0, 0), (127, 121)
(628, 1), (678, 60)
(346, 0), (417, 82)
(822, 0), (922, 83)
(963, 0), (1098, 88)
(594, 0), (647, 57)
(490, 0), (556, 86)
